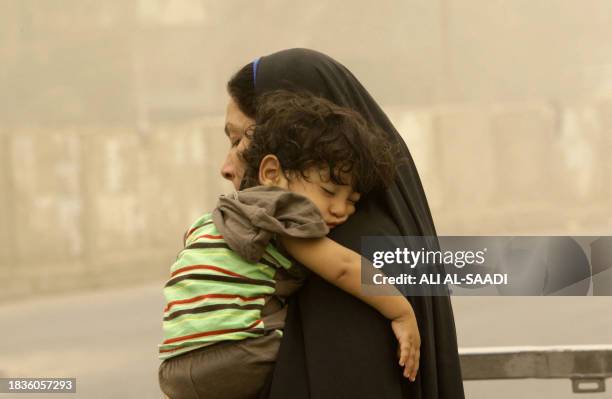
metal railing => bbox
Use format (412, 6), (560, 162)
(460, 345), (612, 393)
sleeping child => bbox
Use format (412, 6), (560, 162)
(158, 90), (420, 399)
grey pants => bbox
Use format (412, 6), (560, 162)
(158, 331), (281, 399)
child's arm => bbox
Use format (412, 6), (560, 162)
(280, 235), (420, 381)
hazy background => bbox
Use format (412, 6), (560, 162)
(0, 1), (611, 398)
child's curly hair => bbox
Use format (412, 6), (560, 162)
(240, 90), (399, 194)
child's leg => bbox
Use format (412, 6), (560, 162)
(159, 332), (281, 399)
(190, 331), (282, 399)
(159, 354), (199, 399)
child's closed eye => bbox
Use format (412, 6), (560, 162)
(320, 186), (335, 196)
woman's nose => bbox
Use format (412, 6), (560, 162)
(220, 154), (235, 182)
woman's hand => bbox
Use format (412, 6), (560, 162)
(391, 312), (421, 381)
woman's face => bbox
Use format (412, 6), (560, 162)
(220, 96), (255, 189)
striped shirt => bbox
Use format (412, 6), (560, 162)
(158, 213), (294, 360)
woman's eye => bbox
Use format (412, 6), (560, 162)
(230, 138), (241, 147)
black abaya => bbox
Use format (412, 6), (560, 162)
(255, 48), (465, 399)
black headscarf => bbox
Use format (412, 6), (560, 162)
(255, 48), (465, 399)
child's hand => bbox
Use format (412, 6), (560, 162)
(391, 312), (421, 381)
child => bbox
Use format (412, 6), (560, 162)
(158, 91), (420, 399)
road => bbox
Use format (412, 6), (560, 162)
(0, 284), (166, 399)
(0, 283), (610, 398)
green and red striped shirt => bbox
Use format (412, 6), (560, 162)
(159, 213), (293, 360)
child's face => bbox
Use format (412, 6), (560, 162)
(286, 167), (361, 229)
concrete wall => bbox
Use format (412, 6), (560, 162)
(0, 118), (230, 301)
(388, 97), (612, 235)
(4, 1), (612, 124)
(1, 100), (610, 301)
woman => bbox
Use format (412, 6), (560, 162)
(220, 48), (465, 399)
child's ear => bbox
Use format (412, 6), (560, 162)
(258, 155), (285, 187)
